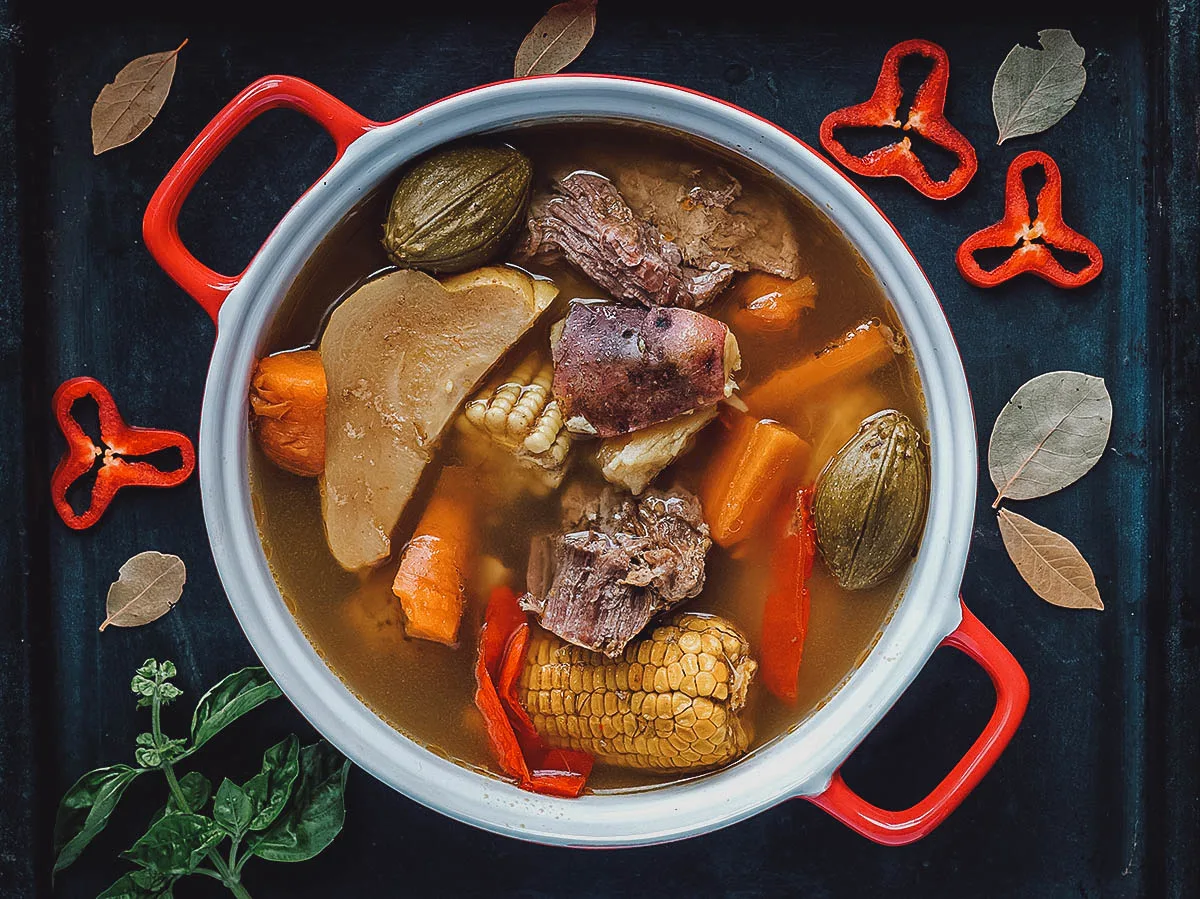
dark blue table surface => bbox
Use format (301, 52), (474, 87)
(2, 2), (1197, 897)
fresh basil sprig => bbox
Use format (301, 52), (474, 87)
(53, 659), (351, 898)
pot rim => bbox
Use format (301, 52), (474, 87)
(199, 74), (976, 847)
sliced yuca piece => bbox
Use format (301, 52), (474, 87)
(440, 264), (559, 308)
(595, 406), (718, 495)
(320, 268), (553, 571)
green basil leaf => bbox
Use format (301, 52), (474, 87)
(189, 667), (281, 752)
(169, 770), (212, 814)
(135, 660), (159, 679)
(97, 868), (174, 899)
(53, 764), (143, 874)
(133, 733), (186, 769)
(160, 738), (188, 764)
(158, 682), (183, 704)
(121, 813), (223, 876)
(248, 742), (351, 862)
(244, 735), (300, 831)
(213, 778), (254, 837)
(149, 771), (212, 826)
(97, 874), (147, 899)
(131, 675), (156, 699)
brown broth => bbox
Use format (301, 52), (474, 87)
(251, 124), (927, 791)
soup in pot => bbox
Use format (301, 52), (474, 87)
(249, 124), (930, 793)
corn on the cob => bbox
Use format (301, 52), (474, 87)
(520, 612), (757, 771)
(460, 353), (572, 488)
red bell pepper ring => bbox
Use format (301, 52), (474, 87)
(819, 39), (977, 200)
(474, 586), (593, 798)
(759, 487), (816, 702)
(50, 376), (196, 530)
(956, 150), (1103, 288)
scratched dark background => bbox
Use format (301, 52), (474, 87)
(1, 1), (1197, 896)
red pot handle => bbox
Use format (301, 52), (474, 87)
(807, 600), (1028, 845)
(143, 75), (376, 324)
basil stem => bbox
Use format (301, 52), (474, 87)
(151, 666), (253, 899)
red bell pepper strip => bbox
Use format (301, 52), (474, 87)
(819, 39), (977, 200)
(760, 487), (816, 702)
(474, 586), (593, 797)
(50, 376), (196, 530)
(956, 150), (1103, 288)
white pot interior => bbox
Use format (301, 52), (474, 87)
(199, 76), (976, 847)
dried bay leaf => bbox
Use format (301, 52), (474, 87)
(998, 508), (1102, 610)
(992, 29), (1086, 145)
(101, 551), (186, 631)
(91, 40), (187, 155)
(514, 0), (597, 78)
(989, 371), (1111, 507)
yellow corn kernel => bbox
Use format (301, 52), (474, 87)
(518, 613), (757, 772)
(506, 364), (552, 439)
(524, 400), (564, 455)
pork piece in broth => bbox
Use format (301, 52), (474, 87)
(610, 159), (803, 280)
(521, 484), (711, 656)
(519, 171), (735, 308)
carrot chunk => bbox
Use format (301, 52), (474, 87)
(744, 320), (899, 420)
(249, 349), (327, 477)
(392, 488), (473, 645)
(727, 272), (817, 335)
(700, 410), (810, 547)
(760, 487), (816, 702)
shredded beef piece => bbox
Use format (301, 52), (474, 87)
(517, 171), (734, 309)
(520, 484), (711, 656)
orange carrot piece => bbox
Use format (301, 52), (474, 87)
(760, 487), (816, 702)
(700, 410), (810, 547)
(249, 349), (327, 477)
(392, 490), (473, 645)
(744, 320), (898, 420)
(728, 273), (817, 335)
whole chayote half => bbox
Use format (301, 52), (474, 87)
(814, 410), (930, 591)
(383, 145), (532, 274)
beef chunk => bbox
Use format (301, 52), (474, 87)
(610, 160), (803, 280)
(551, 302), (739, 438)
(518, 171), (735, 309)
(521, 484), (711, 656)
